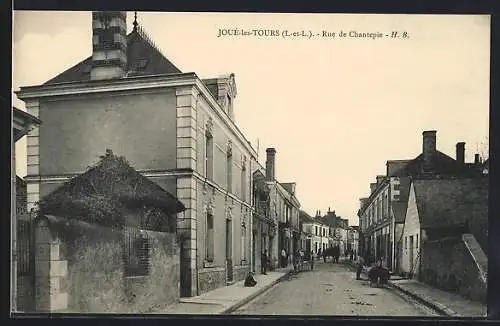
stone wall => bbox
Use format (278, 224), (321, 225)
(16, 176), (27, 215)
(33, 215), (179, 313)
(233, 264), (250, 282)
(198, 267), (226, 295)
(420, 236), (487, 303)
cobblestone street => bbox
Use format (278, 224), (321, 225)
(232, 262), (440, 316)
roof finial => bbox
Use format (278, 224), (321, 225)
(133, 11), (138, 31)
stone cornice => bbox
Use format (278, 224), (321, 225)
(359, 179), (390, 215)
(192, 170), (253, 210)
(24, 168), (193, 183)
(27, 168), (254, 210)
(15, 73), (197, 99)
(194, 78), (257, 158)
(15, 72), (258, 160)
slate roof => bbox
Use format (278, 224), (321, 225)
(299, 210), (315, 224)
(391, 201), (407, 224)
(391, 151), (481, 178)
(280, 182), (296, 195)
(317, 213), (342, 228)
(13, 106), (42, 141)
(43, 26), (182, 85)
(413, 176), (488, 252)
(386, 160), (412, 176)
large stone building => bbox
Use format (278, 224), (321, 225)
(358, 130), (484, 271)
(15, 12), (258, 297)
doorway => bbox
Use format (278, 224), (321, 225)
(409, 235), (414, 277)
(226, 219), (233, 283)
(252, 232), (256, 272)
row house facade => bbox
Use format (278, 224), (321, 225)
(316, 209), (350, 255)
(300, 211), (331, 254)
(358, 130), (485, 271)
(16, 12), (258, 298)
(347, 226), (360, 255)
(252, 148), (301, 271)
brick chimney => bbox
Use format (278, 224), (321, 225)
(376, 175), (385, 185)
(265, 148), (276, 181)
(370, 183), (377, 193)
(91, 11), (128, 80)
(456, 142), (465, 164)
(474, 154), (480, 165)
(422, 130), (437, 172)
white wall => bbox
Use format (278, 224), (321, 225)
(401, 183), (421, 276)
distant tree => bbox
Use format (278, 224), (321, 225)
(475, 136), (489, 162)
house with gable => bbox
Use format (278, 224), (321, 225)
(15, 11), (258, 298)
(251, 147), (301, 270)
(358, 130), (484, 271)
(401, 176), (488, 303)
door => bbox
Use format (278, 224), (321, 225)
(226, 219), (233, 283)
(252, 233), (256, 272)
(409, 235), (414, 276)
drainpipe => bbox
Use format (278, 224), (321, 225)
(249, 157), (254, 273)
(11, 126), (16, 312)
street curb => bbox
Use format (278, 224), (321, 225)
(387, 282), (459, 317)
(220, 270), (292, 314)
(340, 262), (458, 317)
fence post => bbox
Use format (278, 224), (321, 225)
(34, 217), (68, 312)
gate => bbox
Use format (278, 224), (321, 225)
(179, 238), (191, 297)
(17, 216), (36, 312)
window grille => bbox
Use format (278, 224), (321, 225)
(123, 228), (150, 277)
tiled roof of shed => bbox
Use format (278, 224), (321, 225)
(413, 176), (488, 252)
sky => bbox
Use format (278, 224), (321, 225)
(12, 11), (490, 226)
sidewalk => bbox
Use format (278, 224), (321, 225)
(388, 279), (487, 317)
(156, 268), (292, 315)
(341, 260), (486, 317)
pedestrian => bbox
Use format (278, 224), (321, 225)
(317, 248), (322, 261)
(244, 272), (257, 287)
(310, 251), (315, 270)
(356, 255), (364, 280)
(261, 250), (268, 275)
(281, 248), (287, 268)
(333, 245), (340, 264)
(322, 249), (327, 263)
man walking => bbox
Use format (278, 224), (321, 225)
(356, 255), (365, 280)
(281, 248), (287, 268)
(310, 250), (315, 270)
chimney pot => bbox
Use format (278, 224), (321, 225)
(474, 154), (480, 165)
(376, 175), (385, 185)
(456, 142), (465, 164)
